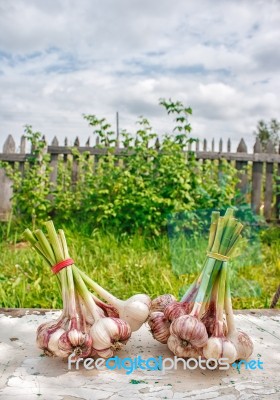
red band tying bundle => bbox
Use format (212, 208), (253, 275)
(52, 258), (75, 274)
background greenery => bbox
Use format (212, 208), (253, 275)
(0, 99), (279, 309)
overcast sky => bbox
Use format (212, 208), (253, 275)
(0, 0), (279, 152)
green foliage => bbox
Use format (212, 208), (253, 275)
(0, 126), (52, 228)
(254, 118), (280, 150)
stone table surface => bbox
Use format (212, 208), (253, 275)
(0, 308), (279, 400)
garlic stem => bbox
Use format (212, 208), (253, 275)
(217, 262), (227, 324)
(58, 230), (77, 320)
(45, 220), (65, 262)
(180, 258), (207, 302)
(191, 257), (216, 314)
(207, 211), (220, 251)
(34, 230), (56, 266)
(72, 266), (101, 321)
(75, 266), (120, 306)
(224, 271), (236, 335)
(211, 217), (225, 253)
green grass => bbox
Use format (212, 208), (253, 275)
(0, 225), (279, 309)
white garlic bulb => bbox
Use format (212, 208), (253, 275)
(118, 294), (151, 331)
(90, 317), (131, 358)
(227, 330), (253, 360)
(203, 337), (237, 364)
(85, 278), (151, 332)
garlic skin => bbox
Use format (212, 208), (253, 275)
(150, 294), (176, 313)
(228, 330), (253, 360)
(94, 297), (119, 318)
(58, 330), (93, 358)
(36, 319), (65, 349)
(68, 329), (87, 347)
(47, 328), (70, 358)
(170, 315), (208, 348)
(90, 317), (131, 358)
(203, 337), (237, 364)
(167, 334), (201, 358)
(164, 302), (189, 322)
(148, 311), (171, 344)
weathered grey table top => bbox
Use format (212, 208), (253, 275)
(0, 308), (279, 400)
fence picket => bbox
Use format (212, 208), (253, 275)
(236, 138), (248, 195)
(51, 136), (59, 146)
(155, 137), (160, 150)
(203, 139), (207, 151)
(94, 136), (100, 171)
(277, 144), (280, 220)
(264, 140), (275, 220)
(50, 137), (59, 189)
(0, 135), (16, 219)
(227, 139), (231, 152)
(251, 139), (263, 214)
(19, 135), (26, 176)
(72, 138), (79, 184)
(219, 138), (223, 152)
(20, 135), (26, 153)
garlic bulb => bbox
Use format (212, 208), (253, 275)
(201, 308), (228, 336)
(81, 276), (151, 332)
(228, 330), (253, 360)
(224, 280), (253, 360)
(148, 311), (170, 344)
(164, 302), (189, 322)
(170, 315), (208, 348)
(36, 318), (66, 350)
(203, 337), (237, 364)
(118, 294), (151, 331)
(68, 330), (93, 358)
(79, 298), (105, 325)
(150, 294), (176, 313)
(167, 334), (201, 358)
(90, 317), (131, 358)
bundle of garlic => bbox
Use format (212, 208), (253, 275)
(149, 208), (253, 364)
(24, 221), (151, 359)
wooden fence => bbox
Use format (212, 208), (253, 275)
(0, 134), (279, 221)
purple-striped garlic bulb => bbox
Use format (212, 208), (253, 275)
(150, 294), (176, 313)
(164, 302), (192, 322)
(148, 311), (171, 344)
(167, 334), (202, 358)
(170, 314), (208, 348)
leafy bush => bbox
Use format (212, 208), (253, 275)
(1, 99), (240, 235)
(0, 126), (52, 228)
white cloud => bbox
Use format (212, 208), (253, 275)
(0, 0), (279, 152)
